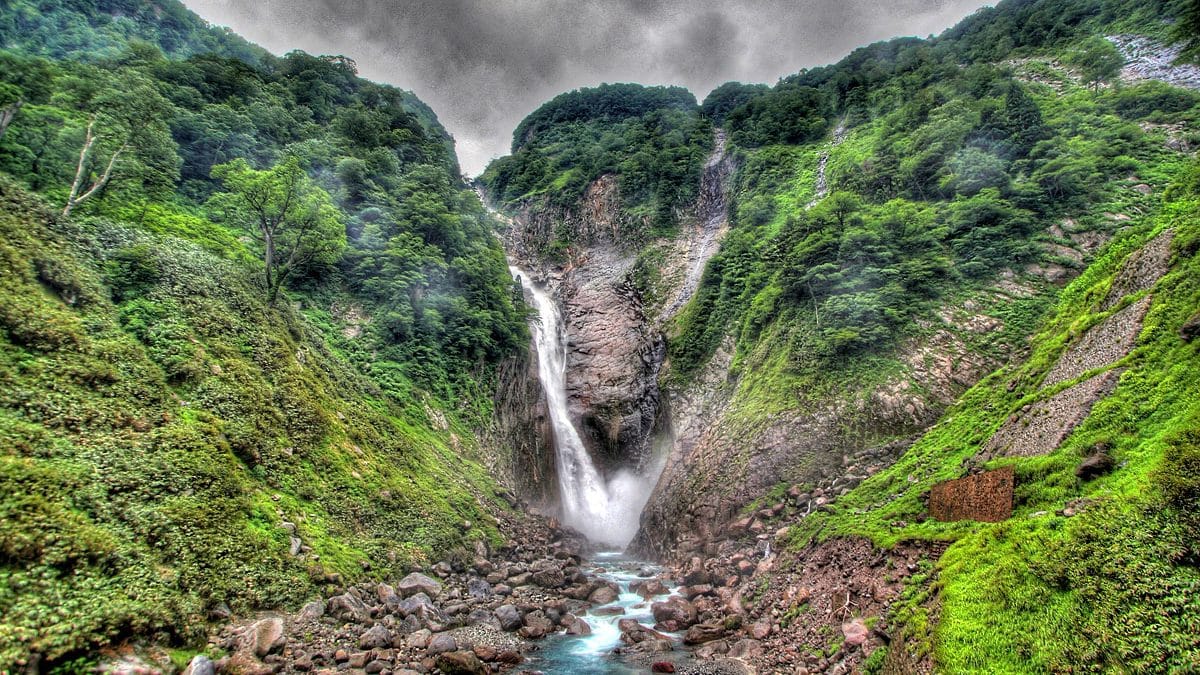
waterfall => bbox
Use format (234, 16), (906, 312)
(665, 129), (733, 316)
(510, 266), (658, 546)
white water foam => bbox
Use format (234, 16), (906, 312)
(510, 266), (660, 546)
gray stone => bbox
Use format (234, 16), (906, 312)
(426, 633), (457, 655)
(495, 604), (523, 631)
(328, 593), (371, 623)
(358, 624), (392, 649)
(297, 600), (325, 621)
(406, 628), (432, 649)
(183, 655), (214, 675)
(466, 578), (492, 600)
(397, 572), (442, 598)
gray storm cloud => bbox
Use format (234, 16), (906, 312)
(183, 0), (991, 175)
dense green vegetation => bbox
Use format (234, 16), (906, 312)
(670, 0), (1195, 378)
(800, 162), (1200, 672)
(480, 84), (713, 245)
(0, 1), (527, 670)
(0, 8), (525, 397)
(484, 0), (1200, 669)
(0, 0), (268, 64)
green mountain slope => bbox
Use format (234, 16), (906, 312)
(0, 1), (528, 670)
(482, 0), (1200, 669)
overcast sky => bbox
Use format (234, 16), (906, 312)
(183, 0), (992, 175)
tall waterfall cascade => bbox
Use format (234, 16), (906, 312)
(510, 266), (660, 546)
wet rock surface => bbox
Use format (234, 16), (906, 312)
(200, 513), (604, 674)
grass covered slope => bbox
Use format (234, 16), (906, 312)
(792, 162), (1200, 672)
(0, 1), (530, 670)
(0, 178), (510, 669)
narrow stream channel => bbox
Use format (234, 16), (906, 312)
(521, 552), (683, 674)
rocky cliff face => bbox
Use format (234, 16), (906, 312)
(498, 131), (733, 490)
(631, 309), (1003, 560)
(632, 210), (1124, 561)
(486, 350), (558, 508)
(505, 177), (664, 471)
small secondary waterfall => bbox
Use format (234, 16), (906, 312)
(510, 266), (658, 546)
(665, 129), (733, 316)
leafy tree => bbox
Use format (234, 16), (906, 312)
(1002, 82), (1048, 156)
(1068, 37), (1124, 91)
(1171, 0), (1200, 62)
(209, 157), (345, 305)
(60, 72), (179, 216)
(700, 82), (769, 122)
(0, 83), (21, 140)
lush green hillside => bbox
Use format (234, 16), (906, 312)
(0, 1), (527, 670)
(795, 165), (1200, 672)
(0, 0), (268, 64)
(673, 0), (1191, 380)
(480, 83), (713, 244)
(483, 0), (1200, 669)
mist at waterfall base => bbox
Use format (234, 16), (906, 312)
(511, 266), (665, 547)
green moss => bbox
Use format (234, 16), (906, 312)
(0, 179), (508, 670)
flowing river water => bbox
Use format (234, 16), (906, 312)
(495, 131), (737, 670)
(508, 270), (690, 672)
(520, 552), (686, 673)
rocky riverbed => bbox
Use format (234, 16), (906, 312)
(152, 476), (928, 675)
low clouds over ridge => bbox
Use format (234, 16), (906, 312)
(184, 0), (991, 175)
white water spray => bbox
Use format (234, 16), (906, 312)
(510, 266), (659, 546)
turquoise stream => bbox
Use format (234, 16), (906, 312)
(519, 551), (684, 673)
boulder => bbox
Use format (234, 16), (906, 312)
(358, 624), (392, 649)
(246, 617), (285, 657)
(183, 655), (214, 675)
(494, 604), (523, 631)
(436, 650), (487, 675)
(694, 640), (730, 659)
(531, 568), (566, 588)
(376, 583), (398, 604)
(651, 596), (697, 628)
(729, 638), (763, 659)
(496, 650), (524, 665)
(634, 579), (668, 599)
(398, 592), (443, 623)
(1076, 452), (1115, 480)
(652, 662), (676, 673)
(588, 585), (619, 605)
(297, 599), (325, 621)
(619, 619), (672, 644)
(563, 614), (592, 635)
(519, 610), (554, 639)
(328, 593), (371, 623)
(684, 622), (728, 645)
(427, 633), (458, 655)
(467, 578), (493, 600)
(406, 629), (432, 649)
(397, 572), (443, 598)
(467, 608), (497, 627)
